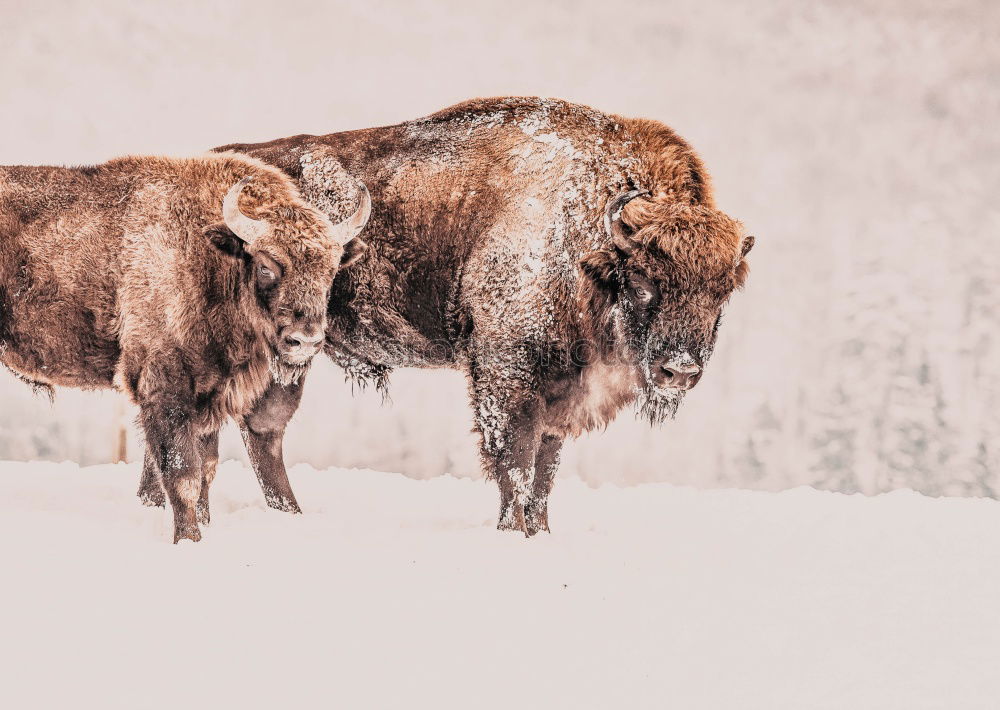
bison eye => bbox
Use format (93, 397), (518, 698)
(633, 286), (654, 304)
(257, 264), (278, 288)
(628, 278), (658, 308)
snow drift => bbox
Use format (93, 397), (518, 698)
(1, 460), (998, 708)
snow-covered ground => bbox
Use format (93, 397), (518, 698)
(1, 461), (998, 708)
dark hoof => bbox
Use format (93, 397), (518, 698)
(265, 495), (302, 514)
(138, 489), (166, 508)
(497, 505), (528, 537)
(525, 505), (550, 537)
(525, 521), (550, 537)
(173, 523), (202, 544)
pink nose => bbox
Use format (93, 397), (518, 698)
(282, 330), (322, 349)
(653, 357), (702, 391)
(279, 326), (323, 359)
(661, 362), (701, 390)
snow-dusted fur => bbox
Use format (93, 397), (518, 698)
(0, 153), (348, 542)
(217, 97), (753, 535)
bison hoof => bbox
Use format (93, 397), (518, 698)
(525, 504), (550, 537)
(525, 518), (550, 537)
(525, 525), (551, 537)
(265, 495), (302, 514)
(138, 489), (166, 508)
(497, 520), (529, 537)
(173, 523), (202, 544)
(497, 505), (529, 537)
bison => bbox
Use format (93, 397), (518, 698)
(0, 153), (369, 542)
(147, 96), (754, 536)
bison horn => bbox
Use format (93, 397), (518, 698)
(222, 176), (270, 244)
(330, 183), (372, 245)
(604, 188), (649, 254)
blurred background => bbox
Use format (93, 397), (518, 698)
(1, 0), (997, 495)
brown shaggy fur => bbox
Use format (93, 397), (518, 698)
(0, 153), (346, 542)
(210, 96), (753, 536)
(622, 202), (746, 286)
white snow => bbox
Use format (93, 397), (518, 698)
(2, 460), (999, 709)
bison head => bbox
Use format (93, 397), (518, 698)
(580, 190), (753, 423)
(207, 176), (371, 384)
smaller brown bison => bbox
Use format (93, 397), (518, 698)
(0, 153), (369, 542)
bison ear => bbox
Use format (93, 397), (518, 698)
(579, 249), (619, 288)
(740, 235), (755, 258)
(339, 237), (368, 269)
(204, 223), (247, 259)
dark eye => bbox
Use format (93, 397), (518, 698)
(632, 285), (654, 304)
(629, 277), (658, 308)
(257, 264), (278, 287)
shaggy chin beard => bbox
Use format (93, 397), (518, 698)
(633, 352), (687, 425)
(635, 383), (686, 425)
(269, 356), (311, 386)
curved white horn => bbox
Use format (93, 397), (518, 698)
(604, 188), (649, 254)
(222, 176), (270, 244)
(330, 184), (372, 245)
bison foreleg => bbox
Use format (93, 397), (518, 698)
(138, 431), (218, 523)
(140, 403), (203, 544)
(475, 392), (543, 536)
(525, 434), (562, 536)
(239, 381), (304, 514)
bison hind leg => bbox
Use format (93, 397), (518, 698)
(195, 431), (220, 525)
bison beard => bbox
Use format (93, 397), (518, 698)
(269, 356), (311, 387)
(624, 314), (693, 426)
(637, 387), (684, 425)
(211, 97), (752, 537)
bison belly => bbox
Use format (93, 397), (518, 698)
(0, 293), (119, 390)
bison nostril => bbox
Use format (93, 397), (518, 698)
(658, 362), (701, 390)
(284, 335), (301, 348)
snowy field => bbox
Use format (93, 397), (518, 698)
(1, 461), (998, 708)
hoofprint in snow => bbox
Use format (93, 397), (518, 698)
(1, 461), (998, 709)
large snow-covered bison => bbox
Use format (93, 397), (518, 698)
(161, 96), (753, 536)
(0, 153), (369, 542)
